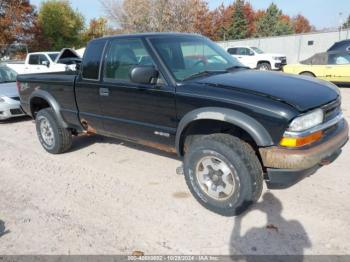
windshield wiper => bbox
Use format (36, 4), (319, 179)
(183, 70), (228, 81)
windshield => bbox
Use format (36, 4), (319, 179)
(0, 66), (17, 83)
(251, 47), (264, 54)
(48, 53), (59, 61)
(150, 36), (244, 81)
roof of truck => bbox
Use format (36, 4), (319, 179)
(90, 32), (203, 42)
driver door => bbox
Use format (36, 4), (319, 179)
(100, 38), (177, 146)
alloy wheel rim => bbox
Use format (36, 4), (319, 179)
(195, 156), (237, 201)
(40, 117), (55, 147)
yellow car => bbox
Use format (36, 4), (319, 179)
(283, 40), (350, 86)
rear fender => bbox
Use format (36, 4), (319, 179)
(29, 89), (68, 128)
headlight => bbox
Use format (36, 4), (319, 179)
(0, 96), (6, 103)
(272, 56), (282, 61)
(288, 109), (324, 132)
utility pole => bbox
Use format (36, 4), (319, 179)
(339, 12), (343, 40)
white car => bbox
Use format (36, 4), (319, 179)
(6, 49), (81, 74)
(0, 65), (25, 120)
(227, 46), (287, 71)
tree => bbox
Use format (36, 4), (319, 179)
(292, 14), (311, 33)
(255, 3), (293, 37)
(343, 15), (350, 28)
(0, 0), (37, 45)
(226, 0), (248, 40)
(100, 0), (209, 33)
(38, 0), (84, 50)
(81, 17), (108, 43)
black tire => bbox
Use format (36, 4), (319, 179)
(257, 62), (271, 71)
(300, 72), (315, 77)
(35, 108), (72, 154)
(183, 134), (263, 216)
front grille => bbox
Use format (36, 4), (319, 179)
(323, 98), (341, 122)
(280, 57), (287, 64)
(10, 108), (23, 115)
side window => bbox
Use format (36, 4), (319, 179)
(38, 55), (49, 65)
(329, 54), (350, 65)
(29, 55), (39, 65)
(227, 48), (237, 55)
(247, 49), (254, 56)
(237, 48), (249, 56)
(104, 38), (155, 81)
(82, 40), (107, 80)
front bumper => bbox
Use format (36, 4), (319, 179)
(0, 100), (25, 120)
(260, 119), (348, 189)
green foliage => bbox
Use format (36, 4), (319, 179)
(38, 0), (84, 50)
(226, 0), (248, 40)
(343, 15), (350, 28)
(255, 3), (293, 37)
(81, 17), (108, 44)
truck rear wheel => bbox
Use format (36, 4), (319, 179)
(36, 108), (72, 154)
(183, 134), (263, 216)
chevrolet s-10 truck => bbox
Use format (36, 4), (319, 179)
(17, 33), (348, 216)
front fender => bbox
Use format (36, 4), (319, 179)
(176, 107), (274, 156)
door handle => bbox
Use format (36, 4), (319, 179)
(99, 88), (110, 96)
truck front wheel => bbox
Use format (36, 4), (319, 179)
(36, 108), (72, 154)
(183, 134), (263, 216)
(257, 62), (271, 71)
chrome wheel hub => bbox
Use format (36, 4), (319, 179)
(196, 156), (237, 201)
(40, 117), (54, 147)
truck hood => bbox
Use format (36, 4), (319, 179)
(257, 53), (285, 59)
(0, 82), (18, 98)
(195, 70), (339, 112)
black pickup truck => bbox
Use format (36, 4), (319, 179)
(18, 33), (348, 216)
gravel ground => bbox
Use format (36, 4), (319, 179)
(0, 89), (349, 256)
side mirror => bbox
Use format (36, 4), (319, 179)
(42, 61), (50, 67)
(249, 51), (255, 56)
(130, 66), (159, 85)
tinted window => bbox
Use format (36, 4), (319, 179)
(29, 55), (39, 65)
(104, 38), (154, 81)
(48, 53), (59, 61)
(82, 40), (106, 80)
(227, 48), (237, 55)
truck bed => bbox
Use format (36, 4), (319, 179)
(18, 71), (81, 129)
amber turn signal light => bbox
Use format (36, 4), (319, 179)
(280, 131), (323, 147)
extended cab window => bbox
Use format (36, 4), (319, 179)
(82, 40), (107, 80)
(104, 38), (155, 81)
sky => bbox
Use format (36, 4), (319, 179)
(29, 0), (350, 29)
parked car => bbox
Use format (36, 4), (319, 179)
(227, 46), (287, 70)
(0, 65), (25, 120)
(283, 40), (350, 86)
(6, 49), (81, 74)
(18, 33), (348, 216)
